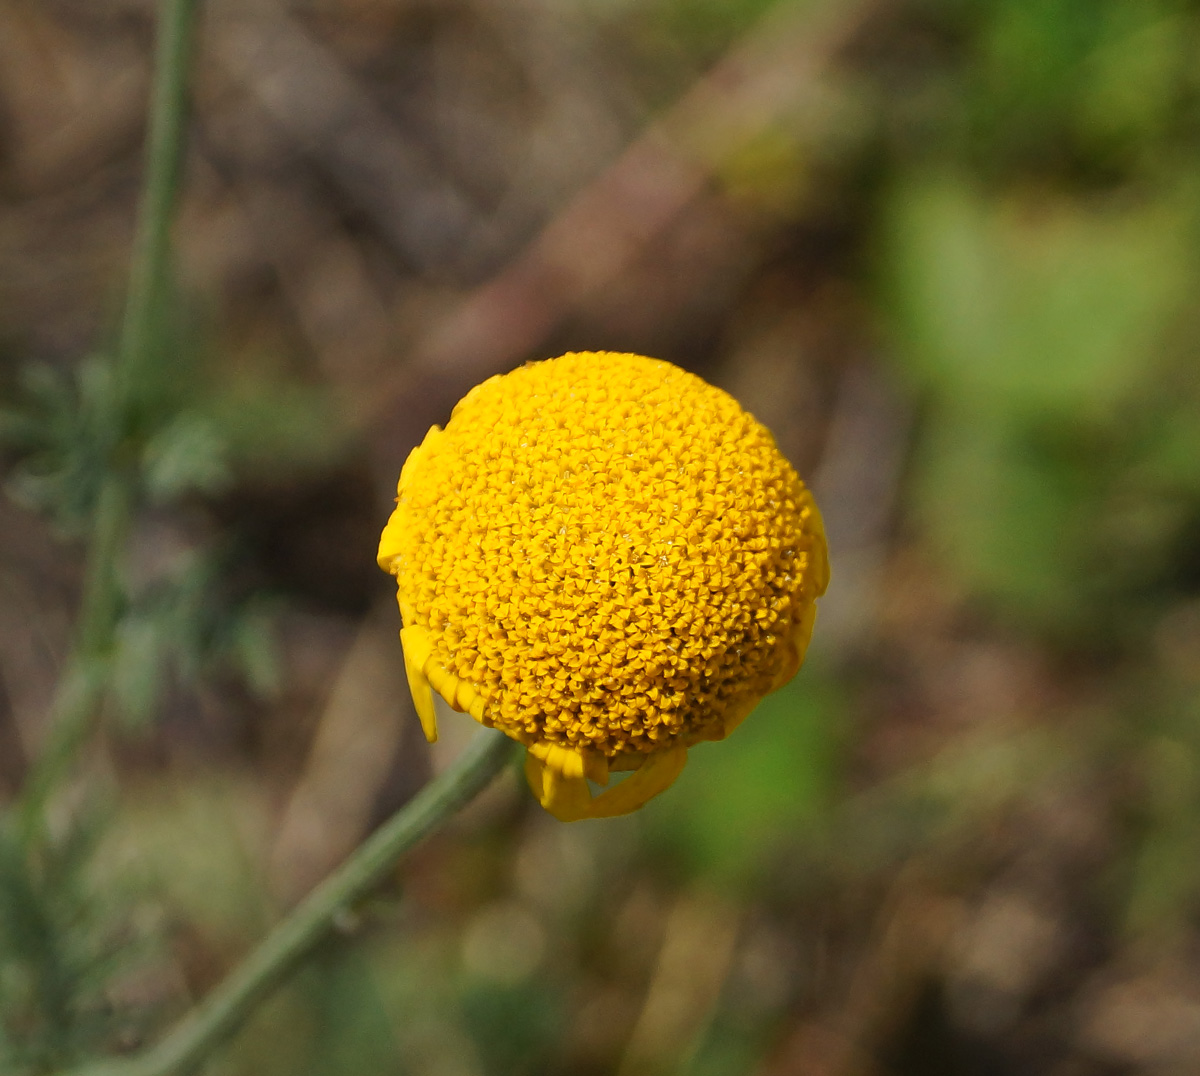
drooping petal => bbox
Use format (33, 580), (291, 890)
(528, 741), (609, 784)
(524, 742), (687, 821)
(524, 751), (594, 822)
(424, 658), (489, 724)
(400, 625), (438, 742)
(582, 745), (687, 818)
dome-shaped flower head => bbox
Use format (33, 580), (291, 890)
(377, 352), (828, 821)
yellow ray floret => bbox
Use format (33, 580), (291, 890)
(377, 351), (828, 821)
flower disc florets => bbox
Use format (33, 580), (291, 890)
(379, 352), (827, 820)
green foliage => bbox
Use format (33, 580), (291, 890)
(1125, 735), (1200, 935)
(896, 0), (1197, 178)
(0, 360), (119, 536)
(0, 811), (155, 1073)
(885, 177), (1191, 417)
(882, 175), (1200, 636)
(296, 949), (403, 1076)
(0, 320), (344, 730)
(142, 412), (232, 503)
(640, 675), (844, 889)
(1116, 681), (1200, 939)
(687, 1020), (767, 1076)
(983, 0), (1190, 161)
(111, 550), (281, 730)
(201, 378), (351, 480)
(459, 980), (565, 1076)
(0, 353), (348, 527)
(1072, 2), (1188, 157)
(0, 34), (345, 1056)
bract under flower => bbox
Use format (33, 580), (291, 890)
(378, 351), (828, 820)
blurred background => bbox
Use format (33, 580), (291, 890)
(3, 0), (1200, 1072)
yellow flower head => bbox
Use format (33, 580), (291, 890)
(378, 352), (828, 821)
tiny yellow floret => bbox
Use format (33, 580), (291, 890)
(378, 352), (828, 820)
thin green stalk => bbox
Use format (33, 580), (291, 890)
(61, 730), (521, 1076)
(19, 482), (132, 838)
(19, 0), (199, 836)
(117, 0), (199, 397)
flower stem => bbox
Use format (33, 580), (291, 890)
(60, 730), (521, 1076)
(18, 0), (198, 838)
(117, 0), (199, 397)
(19, 482), (132, 839)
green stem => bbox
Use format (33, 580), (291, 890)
(19, 478), (134, 837)
(19, 0), (199, 835)
(61, 731), (521, 1076)
(117, 0), (199, 397)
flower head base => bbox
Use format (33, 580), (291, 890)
(378, 352), (828, 820)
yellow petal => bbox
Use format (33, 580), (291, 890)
(452, 676), (480, 716)
(398, 426), (443, 496)
(524, 752), (593, 822)
(793, 600), (819, 666)
(377, 508), (407, 572)
(804, 492), (831, 596)
(720, 695), (759, 739)
(582, 749), (610, 787)
(399, 625), (438, 742)
(380, 428), (445, 571)
(770, 586), (820, 694)
(523, 751), (548, 800)
(583, 745), (687, 818)
(523, 743), (687, 821)
(527, 740), (608, 784)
